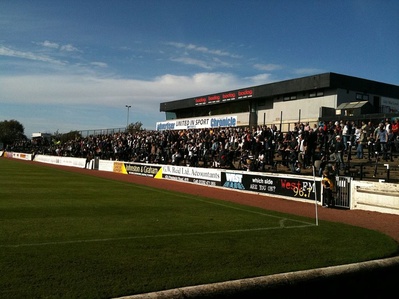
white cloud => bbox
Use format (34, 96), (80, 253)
(36, 40), (81, 52)
(170, 55), (234, 70)
(154, 73), (242, 94)
(0, 70), (296, 136)
(0, 72), (247, 108)
(0, 40), (296, 135)
(245, 73), (275, 85)
(40, 40), (60, 49)
(60, 44), (81, 52)
(166, 42), (240, 58)
(212, 57), (233, 68)
(91, 61), (108, 68)
(0, 72), (250, 135)
(253, 63), (283, 71)
(0, 45), (66, 65)
(170, 57), (212, 69)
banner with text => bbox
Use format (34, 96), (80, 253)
(221, 171), (321, 202)
(156, 116), (237, 131)
(4, 152), (32, 161)
(162, 165), (221, 186)
(123, 162), (162, 178)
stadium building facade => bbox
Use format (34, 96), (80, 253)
(157, 72), (399, 131)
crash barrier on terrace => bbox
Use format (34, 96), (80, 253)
(3, 151), (399, 215)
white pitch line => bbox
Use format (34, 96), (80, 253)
(2, 188), (316, 248)
(178, 194), (315, 227)
(1, 222), (315, 248)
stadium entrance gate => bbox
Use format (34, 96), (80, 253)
(334, 176), (351, 209)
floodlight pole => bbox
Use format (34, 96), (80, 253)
(125, 105), (131, 128)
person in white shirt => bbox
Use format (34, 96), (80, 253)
(376, 123), (389, 161)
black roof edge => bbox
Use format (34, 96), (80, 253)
(160, 72), (399, 112)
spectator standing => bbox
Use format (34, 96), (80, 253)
(84, 151), (93, 169)
(306, 127), (318, 167)
(391, 118), (399, 138)
(376, 123), (389, 161)
(385, 119), (391, 135)
(321, 169), (335, 207)
(297, 134), (307, 170)
(330, 135), (345, 172)
(342, 121), (351, 153)
(286, 144), (300, 174)
(356, 121), (368, 159)
(391, 118), (399, 154)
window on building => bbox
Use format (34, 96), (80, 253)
(165, 112), (176, 120)
(310, 89), (324, 98)
(356, 93), (369, 101)
(283, 94), (297, 101)
(258, 99), (266, 106)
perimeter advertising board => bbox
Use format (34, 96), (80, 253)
(162, 165), (221, 186)
(122, 162), (162, 178)
(221, 171), (321, 202)
(3, 152), (32, 161)
(33, 154), (84, 167)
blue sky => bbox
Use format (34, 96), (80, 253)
(1, 0), (398, 137)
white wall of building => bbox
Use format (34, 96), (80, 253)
(258, 95), (337, 128)
(381, 97), (399, 112)
(235, 112), (251, 127)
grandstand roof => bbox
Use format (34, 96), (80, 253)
(160, 72), (399, 112)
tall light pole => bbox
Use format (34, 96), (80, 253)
(125, 105), (131, 128)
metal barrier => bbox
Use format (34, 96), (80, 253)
(334, 176), (351, 209)
(78, 127), (126, 137)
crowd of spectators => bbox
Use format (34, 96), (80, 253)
(6, 118), (399, 176)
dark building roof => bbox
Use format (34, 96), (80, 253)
(159, 72), (399, 112)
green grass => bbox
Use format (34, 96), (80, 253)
(0, 158), (397, 298)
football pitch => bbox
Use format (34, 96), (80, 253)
(0, 158), (397, 298)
